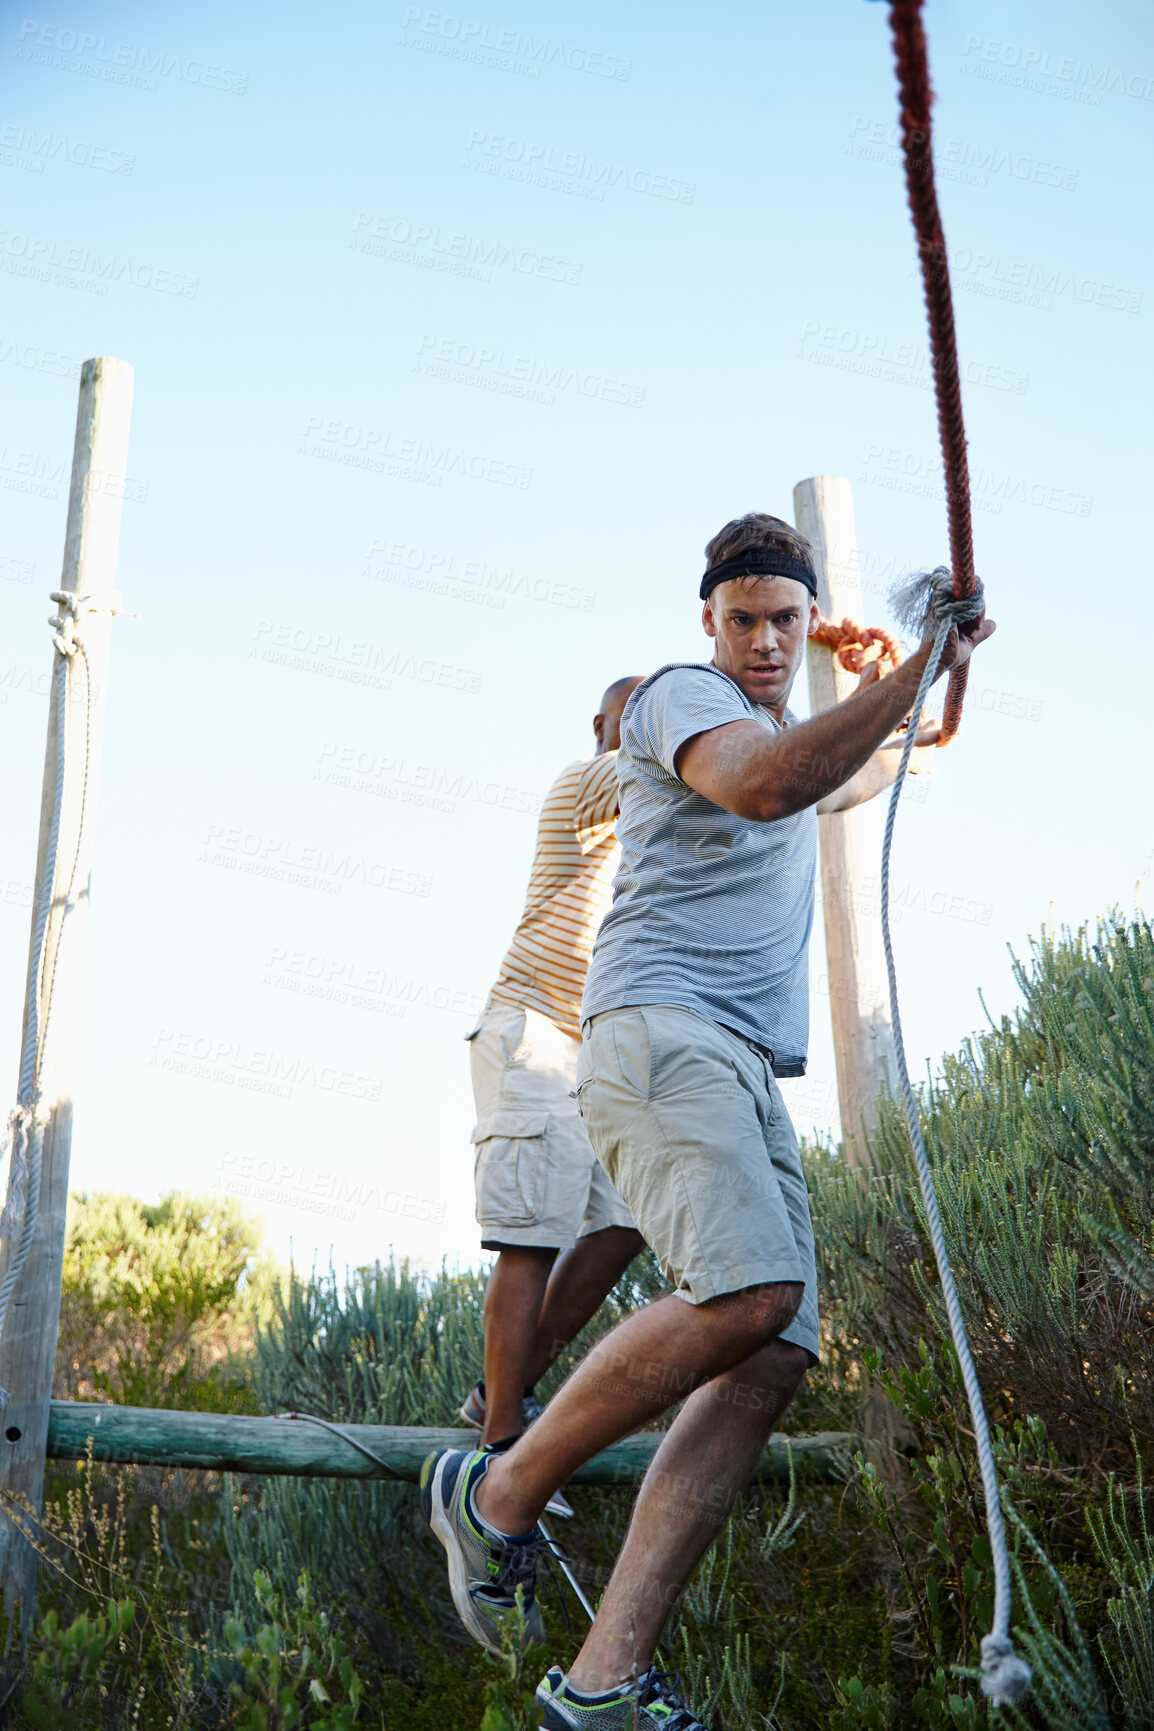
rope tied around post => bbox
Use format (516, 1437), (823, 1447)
(879, 570), (1030, 1708)
(0, 589), (126, 1408)
(48, 589), (132, 658)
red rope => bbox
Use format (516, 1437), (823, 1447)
(887, 0), (973, 743)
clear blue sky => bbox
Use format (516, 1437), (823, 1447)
(2, 0), (1150, 1276)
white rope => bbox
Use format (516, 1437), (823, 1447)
(276, 1411), (595, 1618)
(0, 592), (106, 1408)
(879, 568), (1031, 1706)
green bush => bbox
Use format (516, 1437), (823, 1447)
(221, 1568), (368, 1729)
(14, 913), (1154, 1728)
(55, 1191), (276, 1411)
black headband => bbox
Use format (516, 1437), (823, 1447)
(699, 551), (818, 601)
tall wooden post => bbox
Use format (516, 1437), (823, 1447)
(0, 358), (134, 1658)
(793, 476), (895, 1170)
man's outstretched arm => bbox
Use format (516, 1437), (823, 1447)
(676, 615), (994, 822)
(815, 729), (938, 814)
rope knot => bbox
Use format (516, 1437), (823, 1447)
(889, 566), (985, 639)
(812, 616), (903, 676)
(47, 590), (131, 657)
(980, 1634), (1032, 1704)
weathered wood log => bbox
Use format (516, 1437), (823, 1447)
(0, 359), (135, 1667)
(43, 1403), (858, 1485)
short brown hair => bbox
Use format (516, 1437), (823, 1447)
(704, 512), (814, 575)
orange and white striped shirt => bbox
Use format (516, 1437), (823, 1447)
(488, 753), (621, 1041)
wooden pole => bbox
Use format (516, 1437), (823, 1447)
(42, 1402), (857, 1486)
(792, 476), (895, 1170)
(0, 358), (134, 1654)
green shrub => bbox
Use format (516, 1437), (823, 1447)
(221, 1568), (368, 1729)
(55, 1191), (277, 1412)
(17, 913), (1154, 1728)
(19, 1599), (137, 1730)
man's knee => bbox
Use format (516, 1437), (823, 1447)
(701, 1280), (804, 1347)
(769, 1338), (811, 1392)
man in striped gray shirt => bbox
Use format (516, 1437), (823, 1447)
(424, 513), (992, 1730)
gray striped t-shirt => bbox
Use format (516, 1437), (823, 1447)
(581, 662), (817, 1069)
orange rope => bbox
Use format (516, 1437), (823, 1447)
(813, 616), (903, 676)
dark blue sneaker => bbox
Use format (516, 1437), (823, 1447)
(420, 1446), (546, 1654)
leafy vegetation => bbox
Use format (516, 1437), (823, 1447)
(2, 913), (1152, 1727)
(56, 1191), (275, 1412)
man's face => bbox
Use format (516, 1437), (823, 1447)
(703, 575), (819, 714)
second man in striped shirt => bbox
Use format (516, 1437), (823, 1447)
(459, 677), (646, 1486)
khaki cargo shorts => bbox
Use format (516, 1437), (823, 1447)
(468, 1003), (635, 1250)
(576, 1003), (819, 1362)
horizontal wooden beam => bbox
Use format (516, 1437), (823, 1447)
(42, 1403), (858, 1486)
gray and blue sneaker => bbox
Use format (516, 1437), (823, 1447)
(459, 1381), (545, 1431)
(458, 1383), (575, 1519)
(536, 1666), (711, 1729)
(419, 1446), (546, 1655)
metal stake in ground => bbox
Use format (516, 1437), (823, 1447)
(0, 357), (135, 1675)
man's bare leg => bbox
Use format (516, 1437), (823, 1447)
(566, 1338), (808, 1692)
(525, 1226), (645, 1388)
(475, 1280), (802, 1533)
(481, 1246), (556, 1446)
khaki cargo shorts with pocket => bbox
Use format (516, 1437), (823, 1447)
(468, 1002), (635, 1250)
(576, 1002), (820, 1362)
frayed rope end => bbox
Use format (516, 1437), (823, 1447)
(889, 566), (986, 639)
(980, 1634), (1032, 1705)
